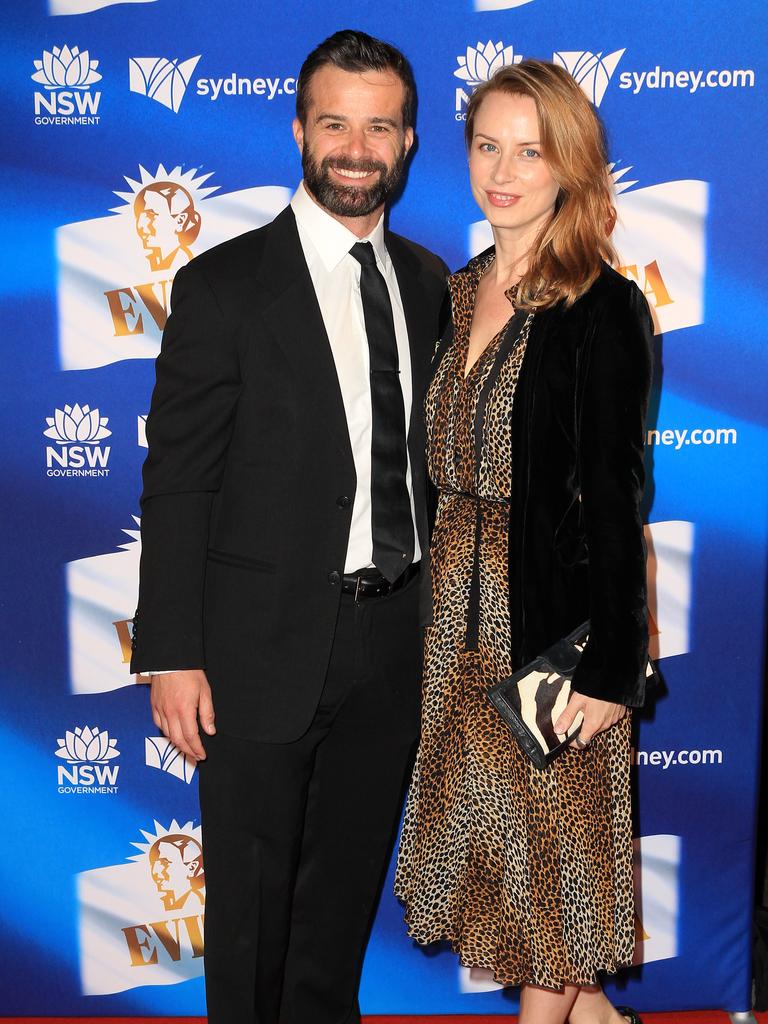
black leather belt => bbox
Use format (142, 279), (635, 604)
(342, 561), (421, 600)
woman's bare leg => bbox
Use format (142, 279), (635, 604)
(518, 983), (579, 1024)
(518, 982), (631, 1024)
(568, 985), (630, 1024)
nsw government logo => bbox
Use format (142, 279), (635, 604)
(32, 44), (102, 126)
(56, 725), (120, 794)
(454, 41), (522, 120)
(129, 56), (202, 113)
(44, 403), (111, 477)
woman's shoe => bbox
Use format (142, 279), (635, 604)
(616, 1008), (643, 1024)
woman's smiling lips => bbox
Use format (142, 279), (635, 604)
(485, 190), (521, 207)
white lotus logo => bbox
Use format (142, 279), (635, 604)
(454, 40), (522, 86)
(31, 45), (102, 90)
(56, 726), (120, 763)
(44, 404), (111, 444)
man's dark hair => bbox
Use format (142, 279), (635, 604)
(296, 29), (416, 128)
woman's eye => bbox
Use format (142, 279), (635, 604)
(521, 148), (540, 158)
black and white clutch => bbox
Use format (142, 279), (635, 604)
(487, 621), (654, 770)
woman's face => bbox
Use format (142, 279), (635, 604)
(468, 91), (560, 242)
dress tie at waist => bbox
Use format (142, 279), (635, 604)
(438, 488), (510, 506)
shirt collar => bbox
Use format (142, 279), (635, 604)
(290, 181), (387, 272)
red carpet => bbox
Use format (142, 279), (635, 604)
(2, 1015), (766, 1023)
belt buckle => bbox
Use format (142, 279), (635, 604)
(354, 573), (364, 603)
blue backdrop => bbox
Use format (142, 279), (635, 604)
(2, 0), (767, 1016)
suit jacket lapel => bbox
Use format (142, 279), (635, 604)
(254, 207), (353, 462)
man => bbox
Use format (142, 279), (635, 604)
(131, 29), (447, 1024)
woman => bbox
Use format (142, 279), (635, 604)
(394, 60), (653, 1024)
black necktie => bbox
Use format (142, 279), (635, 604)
(350, 241), (414, 582)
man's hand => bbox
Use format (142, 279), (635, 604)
(554, 692), (626, 749)
(150, 670), (216, 761)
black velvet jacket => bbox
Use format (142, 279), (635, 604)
(446, 254), (654, 707)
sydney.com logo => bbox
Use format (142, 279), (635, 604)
(129, 53), (296, 113)
(129, 56), (201, 113)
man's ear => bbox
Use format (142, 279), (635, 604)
(403, 126), (414, 157)
(292, 117), (304, 153)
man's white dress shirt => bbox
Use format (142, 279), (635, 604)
(290, 181), (421, 571)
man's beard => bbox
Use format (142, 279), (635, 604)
(302, 148), (406, 218)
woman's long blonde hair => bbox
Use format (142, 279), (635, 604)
(464, 59), (617, 309)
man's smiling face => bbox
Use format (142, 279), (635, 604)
(293, 64), (413, 223)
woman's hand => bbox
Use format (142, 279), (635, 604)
(554, 692), (626, 749)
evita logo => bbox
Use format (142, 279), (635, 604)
(44, 403), (112, 477)
(32, 45), (102, 125)
(56, 725), (120, 794)
(104, 165), (215, 342)
(57, 165), (290, 370)
(77, 821), (205, 994)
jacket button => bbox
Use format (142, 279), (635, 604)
(336, 495), (351, 509)
(328, 570), (341, 585)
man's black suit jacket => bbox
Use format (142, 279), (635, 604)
(130, 206), (447, 743)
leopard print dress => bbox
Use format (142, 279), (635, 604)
(394, 251), (635, 990)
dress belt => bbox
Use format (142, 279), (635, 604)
(341, 561), (421, 600)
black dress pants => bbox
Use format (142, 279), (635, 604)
(198, 575), (422, 1024)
